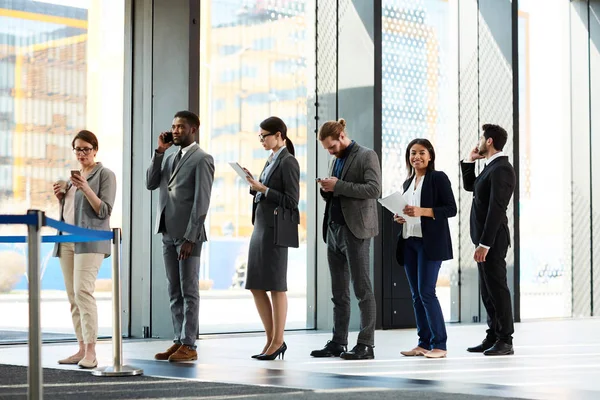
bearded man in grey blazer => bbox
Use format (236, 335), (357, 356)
(146, 110), (215, 362)
(311, 118), (381, 360)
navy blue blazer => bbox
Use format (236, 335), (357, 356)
(395, 170), (457, 265)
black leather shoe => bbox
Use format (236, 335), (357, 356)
(483, 341), (514, 356)
(466, 340), (496, 353)
(340, 343), (374, 360)
(310, 340), (347, 358)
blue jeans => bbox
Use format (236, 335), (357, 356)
(403, 237), (447, 351)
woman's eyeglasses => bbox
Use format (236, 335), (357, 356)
(258, 133), (275, 142)
(73, 147), (94, 155)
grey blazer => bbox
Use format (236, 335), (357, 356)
(146, 143), (215, 242)
(52, 162), (117, 258)
(251, 147), (300, 226)
(321, 143), (382, 241)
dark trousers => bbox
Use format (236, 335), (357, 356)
(326, 223), (376, 347)
(403, 237), (447, 351)
(162, 233), (202, 348)
(477, 225), (514, 344)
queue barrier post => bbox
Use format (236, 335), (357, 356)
(92, 228), (143, 377)
(27, 209), (44, 400)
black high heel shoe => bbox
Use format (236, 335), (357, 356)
(256, 342), (287, 360)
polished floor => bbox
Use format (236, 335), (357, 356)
(1, 319), (599, 399)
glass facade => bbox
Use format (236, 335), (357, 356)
(0, 0), (124, 342)
(381, 0), (458, 321)
(517, 0), (572, 319)
(197, 0), (311, 332)
(2, 0), (600, 343)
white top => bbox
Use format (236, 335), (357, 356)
(402, 175), (424, 239)
(63, 184), (77, 226)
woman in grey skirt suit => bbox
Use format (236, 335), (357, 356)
(244, 116), (300, 361)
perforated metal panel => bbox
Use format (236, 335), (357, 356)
(478, 4), (515, 298)
(381, 0), (458, 321)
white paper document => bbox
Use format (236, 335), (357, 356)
(229, 162), (252, 181)
(377, 192), (420, 224)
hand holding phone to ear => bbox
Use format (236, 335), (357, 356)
(467, 146), (484, 162)
(157, 131), (174, 153)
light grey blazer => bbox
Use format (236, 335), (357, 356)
(321, 143), (382, 241)
(52, 162), (117, 258)
(146, 143), (215, 242)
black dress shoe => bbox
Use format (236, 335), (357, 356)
(483, 341), (514, 356)
(340, 343), (374, 360)
(310, 340), (347, 358)
(466, 340), (496, 353)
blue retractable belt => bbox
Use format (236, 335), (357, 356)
(0, 214), (114, 243)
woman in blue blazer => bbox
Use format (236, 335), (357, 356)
(394, 138), (457, 358)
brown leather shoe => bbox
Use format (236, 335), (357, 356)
(154, 344), (181, 360)
(168, 345), (197, 362)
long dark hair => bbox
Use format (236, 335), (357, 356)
(260, 116), (295, 156)
(405, 138), (436, 179)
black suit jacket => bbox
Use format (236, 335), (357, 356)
(460, 156), (515, 247)
(396, 170), (457, 265)
(251, 148), (300, 226)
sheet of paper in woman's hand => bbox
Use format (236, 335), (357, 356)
(229, 162), (252, 180)
(377, 192), (420, 224)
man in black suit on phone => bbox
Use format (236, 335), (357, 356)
(461, 124), (516, 356)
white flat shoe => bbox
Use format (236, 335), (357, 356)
(77, 358), (98, 369)
(424, 349), (447, 358)
(58, 355), (83, 364)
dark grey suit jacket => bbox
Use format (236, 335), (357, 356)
(146, 143), (215, 242)
(52, 162), (117, 258)
(251, 147), (300, 227)
(321, 143), (382, 241)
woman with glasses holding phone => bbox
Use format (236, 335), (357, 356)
(52, 130), (116, 369)
(243, 117), (299, 361)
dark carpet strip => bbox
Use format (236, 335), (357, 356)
(0, 364), (521, 400)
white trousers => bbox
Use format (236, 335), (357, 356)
(59, 243), (104, 344)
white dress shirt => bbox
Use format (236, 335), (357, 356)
(402, 175), (424, 239)
(179, 141), (196, 156)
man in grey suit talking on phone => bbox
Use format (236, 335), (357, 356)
(146, 110), (215, 362)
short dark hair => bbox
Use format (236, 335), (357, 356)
(482, 124), (508, 151)
(174, 110), (200, 128)
(405, 138), (436, 178)
(72, 130), (99, 150)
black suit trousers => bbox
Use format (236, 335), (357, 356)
(477, 224), (514, 344)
